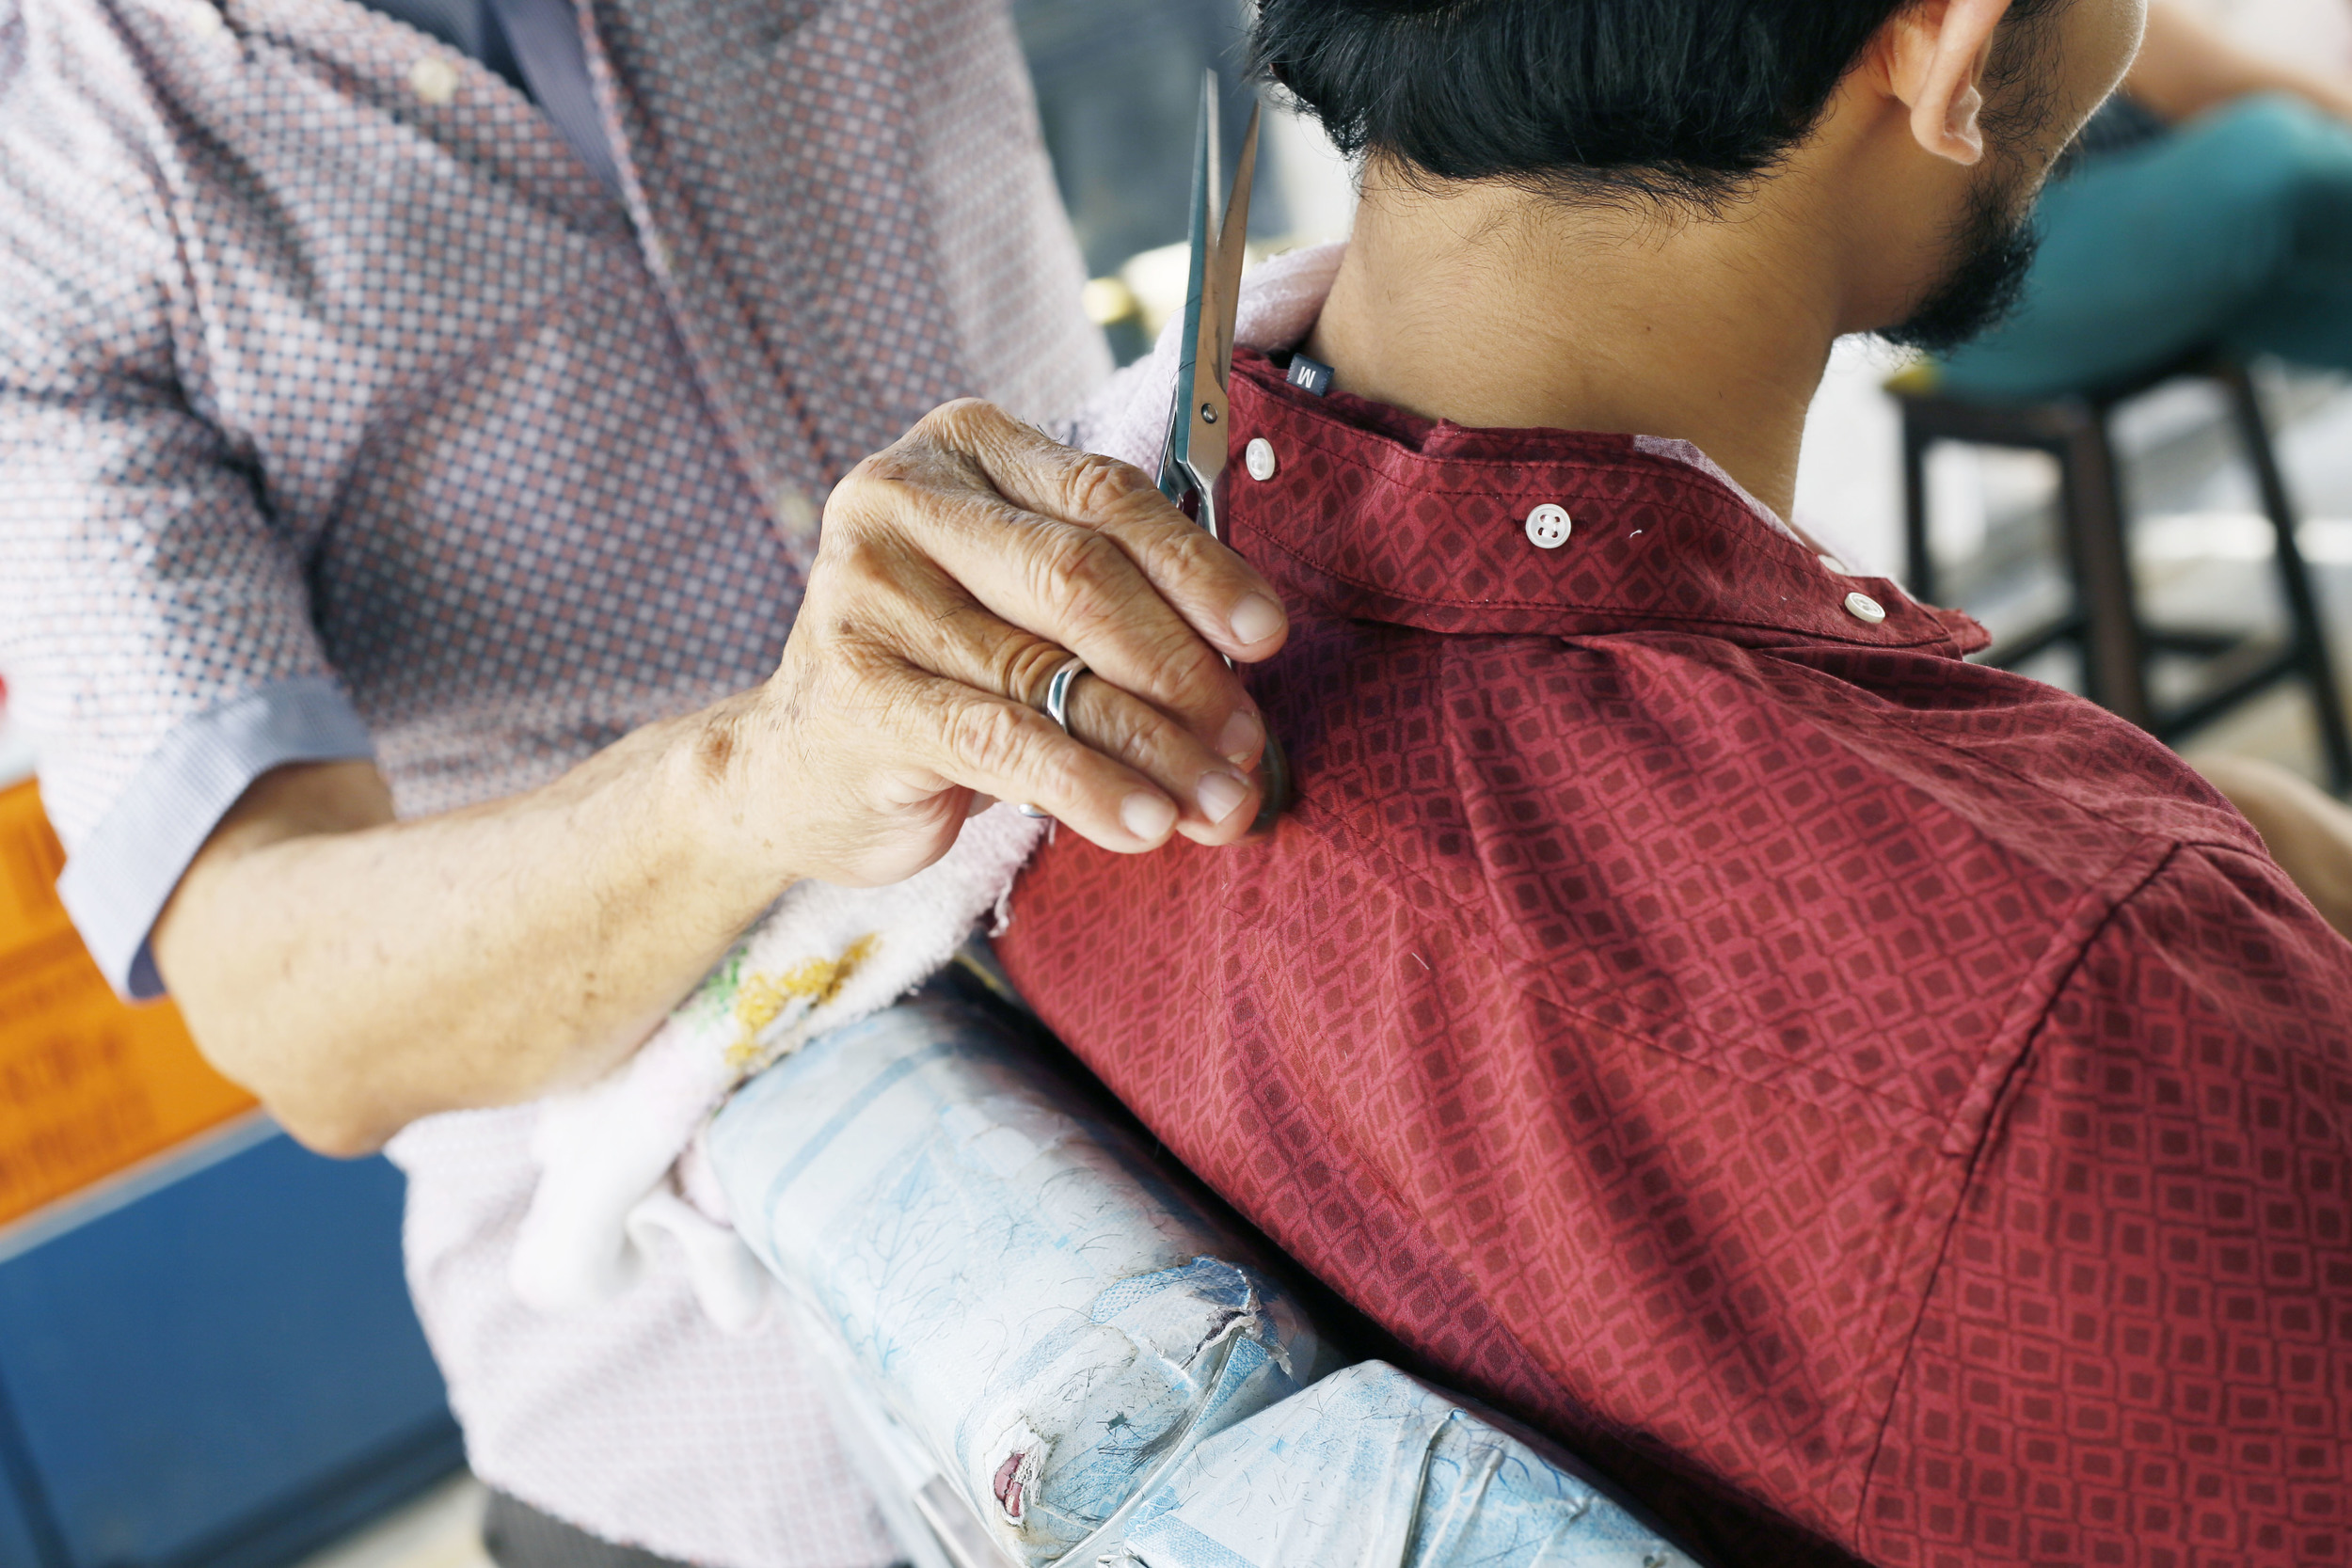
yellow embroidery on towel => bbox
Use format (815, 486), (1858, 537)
(725, 933), (879, 1069)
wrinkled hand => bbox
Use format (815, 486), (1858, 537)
(716, 399), (1289, 888)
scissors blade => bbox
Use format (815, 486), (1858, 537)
(1206, 102), (1259, 404)
(1158, 72), (1220, 507)
(1182, 98), (1259, 509)
(1155, 78), (1292, 832)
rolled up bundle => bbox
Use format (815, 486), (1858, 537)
(710, 989), (1703, 1568)
(1108, 1361), (1700, 1568)
(707, 992), (1325, 1566)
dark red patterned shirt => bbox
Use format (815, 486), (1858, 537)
(1000, 351), (2352, 1568)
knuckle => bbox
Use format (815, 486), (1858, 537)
(992, 637), (1071, 710)
(1154, 517), (1228, 576)
(1136, 641), (1236, 720)
(839, 407), (986, 507)
(834, 448), (903, 500)
(1031, 527), (1136, 638)
(943, 699), (1038, 780)
(918, 397), (1010, 450)
(1058, 450), (1153, 516)
(1074, 686), (1165, 773)
(1138, 517), (1244, 603)
(818, 475), (894, 554)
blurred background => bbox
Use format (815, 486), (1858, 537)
(3, 0), (2349, 1563)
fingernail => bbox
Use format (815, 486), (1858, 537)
(1120, 791), (1176, 842)
(1196, 769), (1249, 824)
(1229, 594), (1285, 646)
(1216, 708), (1263, 765)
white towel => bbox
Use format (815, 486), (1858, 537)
(510, 805), (1044, 1327)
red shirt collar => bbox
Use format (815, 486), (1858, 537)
(1225, 349), (1989, 658)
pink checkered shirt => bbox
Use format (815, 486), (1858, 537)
(0, 0), (1107, 1558)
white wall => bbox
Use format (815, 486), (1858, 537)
(2174, 0), (2352, 74)
(1267, 102), (1356, 247)
(0, 712), (33, 789)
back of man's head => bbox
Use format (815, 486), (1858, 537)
(1253, 0), (2059, 208)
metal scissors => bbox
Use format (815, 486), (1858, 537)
(1159, 72), (1258, 545)
(1158, 73), (1292, 825)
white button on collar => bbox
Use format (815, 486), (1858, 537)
(409, 55), (461, 105)
(1244, 437), (1277, 482)
(1845, 591), (1887, 625)
(1818, 553), (1851, 577)
(1524, 502), (1572, 549)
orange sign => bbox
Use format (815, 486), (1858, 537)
(0, 779), (256, 1227)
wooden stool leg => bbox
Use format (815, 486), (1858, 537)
(2219, 363), (2352, 795)
(1901, 416), (1938, 605)
(2058, 413), (2153, 729)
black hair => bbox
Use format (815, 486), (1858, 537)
(1252, 0), (2061, 209)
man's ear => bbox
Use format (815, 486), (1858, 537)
(1883, 0), (2016, 166)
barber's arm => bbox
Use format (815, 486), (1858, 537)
(2125, 0), (2352, 125)
(146, 402), (1285, 1156)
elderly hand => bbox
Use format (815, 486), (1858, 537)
(152, 398), (1288, 1153)
(707, 398), (1290, 889)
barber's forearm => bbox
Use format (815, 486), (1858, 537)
(153, 709), (787, 1156)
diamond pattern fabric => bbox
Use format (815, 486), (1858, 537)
(999, 350), (2352, 1568)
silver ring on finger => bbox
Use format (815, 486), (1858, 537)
(1041, 655), (1089, 735)
(1017, 655), (1090, 820)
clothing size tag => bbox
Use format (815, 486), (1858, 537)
(1287, 355), (1334, 397)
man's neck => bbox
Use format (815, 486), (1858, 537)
(1304, 165), (1852, 523)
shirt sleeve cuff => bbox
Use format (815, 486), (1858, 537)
(56, 675), (375, 1001)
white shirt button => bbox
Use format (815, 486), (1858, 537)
(1845, 591), (1887, 625)
(1524, 502), (1572, 549)
(185, 1), (224, 36)
(1818, 553), (1851, 576)
(1244, 437), (1277, 482)
(408, 55), (461, 105)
